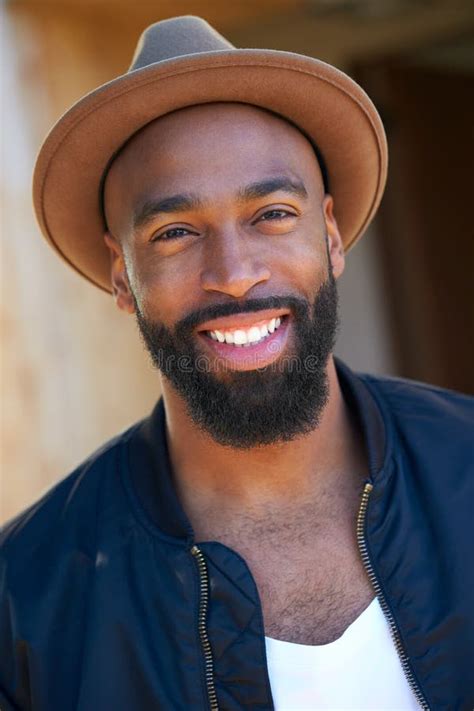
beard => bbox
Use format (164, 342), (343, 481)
(134, 269), (339, 449)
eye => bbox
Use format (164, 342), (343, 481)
(150, 226), (195, 242)
(257, 209), (296, 222)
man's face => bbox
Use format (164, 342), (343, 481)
(103, 103), (345, 447)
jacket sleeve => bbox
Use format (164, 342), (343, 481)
(0, 548), (30, 710)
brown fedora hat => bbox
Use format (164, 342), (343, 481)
(33, 15), (388, 293)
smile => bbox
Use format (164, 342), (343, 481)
(197, 312), (291, 371)
(205, 316), (283, 347)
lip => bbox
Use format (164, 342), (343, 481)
(197, 314), (291, 372)
(196, 308), (291, 334)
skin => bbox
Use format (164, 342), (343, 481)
(103, 103), (373, 644)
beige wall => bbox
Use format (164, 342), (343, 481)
(1, 6), (161, 523)
(2, 0), (473, 523)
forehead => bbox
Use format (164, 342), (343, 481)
(104, 103), (324, 225)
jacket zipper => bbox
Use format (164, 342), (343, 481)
(357, 482), (430, 710)
(191, 544), (219, 711)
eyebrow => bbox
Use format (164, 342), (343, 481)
(132, 176), (308, 230)
(238, 177), (308, 202)
(133, 194), (203, 230)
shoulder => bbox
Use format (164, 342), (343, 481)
(0, 420), (142, 576)
(360, 371), (473, 428)
(0, 419), (148, 702)
(359, 371), (474, 466)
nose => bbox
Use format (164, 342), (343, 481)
(200, 229), (271, 298)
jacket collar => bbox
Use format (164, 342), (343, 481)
(126, 358), (387, 542)
(335, 358), (386, 477)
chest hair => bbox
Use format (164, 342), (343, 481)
(197, 493), (374, 645)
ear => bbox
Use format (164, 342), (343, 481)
(322, 195), (345, 279)
(103, 232), (136, 314)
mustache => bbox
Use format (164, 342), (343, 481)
(175, 295), (310, 340)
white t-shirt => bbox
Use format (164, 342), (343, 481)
(265, 597), (420, 710)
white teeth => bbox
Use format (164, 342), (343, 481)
(233, 329), (247, 345)
(248, 326), (262, 343)
(207, 315), (284, 345)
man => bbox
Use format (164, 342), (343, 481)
(1, 15), (472, 711)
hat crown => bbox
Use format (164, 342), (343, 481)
(129, 16), (235, 72)
(34, 14), (387, 292)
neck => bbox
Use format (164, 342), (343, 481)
(160, 357), (368, 527)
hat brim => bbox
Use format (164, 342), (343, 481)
(33, 49), (388, 293)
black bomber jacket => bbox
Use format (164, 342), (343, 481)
(1, 360), (473, 710)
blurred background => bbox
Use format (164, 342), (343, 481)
(1, 0), (473, 523)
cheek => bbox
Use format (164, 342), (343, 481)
(273, 229), (329, 293)
(127, 245), (203, 325)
